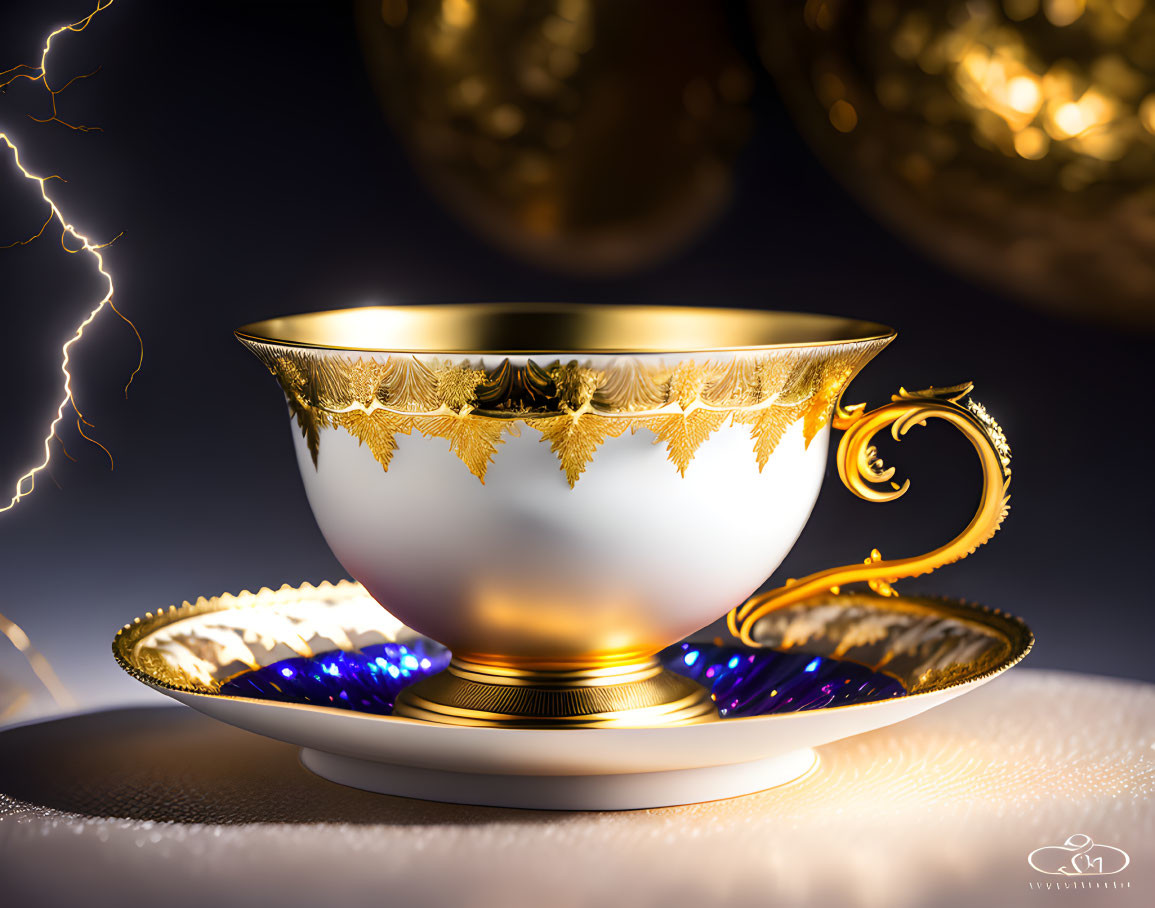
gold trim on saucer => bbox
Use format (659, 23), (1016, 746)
(111, 580), (410, 694)
(741, 591), (1033, 695)
(112, 581), (1032, 728)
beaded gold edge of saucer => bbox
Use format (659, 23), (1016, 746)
(112, 581), (1033, 714)
(112, 581), (381, 696)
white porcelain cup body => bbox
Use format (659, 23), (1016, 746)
(290, 352), (831, 666)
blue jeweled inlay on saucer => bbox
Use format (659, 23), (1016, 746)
(220, 639), (452, 715)
(668, 642), (904, 716)
(218, 639), (906, 718)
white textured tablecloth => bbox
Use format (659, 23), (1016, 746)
(0, 669), (1151, 908)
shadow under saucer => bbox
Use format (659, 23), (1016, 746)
(0, 706), (562, 826)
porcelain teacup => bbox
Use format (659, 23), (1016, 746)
(237, 303), (1011, 727)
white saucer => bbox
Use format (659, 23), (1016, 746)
(113, 581), (1031, 810)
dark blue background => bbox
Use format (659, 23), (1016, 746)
(0, 1), (1148, 713)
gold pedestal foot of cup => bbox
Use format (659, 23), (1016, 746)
(392, 657), (719, 728)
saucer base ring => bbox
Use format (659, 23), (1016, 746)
(391, 657), (719, 728)
(300, 746), (818, 810)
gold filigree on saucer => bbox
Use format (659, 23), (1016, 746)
(113, 581), (1032, 716)
(112, 581), (412, 695)
(748, 591), (1032, 695)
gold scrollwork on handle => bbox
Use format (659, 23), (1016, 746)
(727, 382), (1012, 647)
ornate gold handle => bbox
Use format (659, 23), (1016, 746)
(727, 382), (1012, 646)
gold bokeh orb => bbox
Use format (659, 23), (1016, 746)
(754, 0), (1155, 327)
(356, 0), (751, 274)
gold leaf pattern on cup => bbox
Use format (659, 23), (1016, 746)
(240, 338), (888, 485)
(641, 409), (730, 477)
(333, 410), (413, 472)
(412, 413), (510, 483)
(533, 411), (631, 487)
(732, 402), (811, 472)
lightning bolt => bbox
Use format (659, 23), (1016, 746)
(0, 0), (136, 710)
(0, 0), (140, 515)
